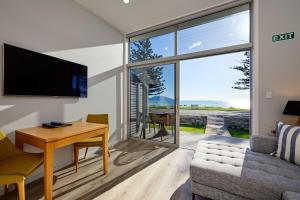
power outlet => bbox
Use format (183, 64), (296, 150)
(265, 91), (272, 99)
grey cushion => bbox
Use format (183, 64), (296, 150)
(192, 181), (249, 200)
(190, 135), (300, 200)
(250, 134), (278, 154)
(283, 191), (300, 200)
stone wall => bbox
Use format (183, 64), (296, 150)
(180, 115), (207, 127)
(224, 116), (250, 130)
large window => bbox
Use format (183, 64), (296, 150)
(128, 4), (250, 63)
(128, 3), (252, 144)
(129, 64), (176, 144)
(129, 28), (175, 63)
(177, 5), (249, 54)
(180, 51), (251, 139)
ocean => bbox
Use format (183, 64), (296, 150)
(149, 96), (235, 108)
(180, 100), (230, 108)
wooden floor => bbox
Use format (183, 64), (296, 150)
(95, 147), (208, 200)
(1, 137), (208, 200)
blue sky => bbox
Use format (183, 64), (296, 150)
(147, 10), (249, 57)
(130, 10), (250, 109)
(180, 52), (250, 109)
(153, 51), (250, 109)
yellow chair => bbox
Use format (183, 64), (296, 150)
(73, 114), (110, 172)
(0, 130), (43, 200)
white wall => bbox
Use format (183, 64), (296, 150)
(0, 0), (124, 190)
(46, 44), (125, 144)
(253, 0), (300, 134)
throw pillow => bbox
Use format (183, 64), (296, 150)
(275, 122), (300, 165)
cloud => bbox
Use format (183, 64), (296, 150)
(189, 41), (202, 49)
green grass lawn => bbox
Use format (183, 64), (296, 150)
(150, 124), (205, 134)
(150, 123), (250, 138)
(179, 124), (205, 134)
(180, 106), (249, 112)
(228, 129), (250, 139)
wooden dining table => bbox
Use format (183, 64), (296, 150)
(15, 121), (109, 200)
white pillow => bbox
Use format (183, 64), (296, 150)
(275, 121), (300, 165)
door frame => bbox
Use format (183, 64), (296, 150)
(127, 61), (180, 147)
(175, 60), (180, 147)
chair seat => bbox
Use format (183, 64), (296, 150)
(0, 153), (43, 177)
(75, 137), (103, 147)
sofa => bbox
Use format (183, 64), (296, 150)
(190, 134), (300, 200)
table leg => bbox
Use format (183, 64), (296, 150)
(15, 134), (24, 150)
(102, 128), (109, 175)
(44, 143), (54, 200)
(17, 180), (25, 200)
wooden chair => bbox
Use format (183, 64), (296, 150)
(73, 114), (110, 172)
(149, 113), (161, 135)
(166, 114), (176, 135)
(0, 130), (43, 200)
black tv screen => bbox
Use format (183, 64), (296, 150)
(3, 44), (87, 97)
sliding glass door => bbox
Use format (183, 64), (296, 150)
(180, 51), (251, 139)
(127, 3), (252, 145)
(129, 63), (178, 144)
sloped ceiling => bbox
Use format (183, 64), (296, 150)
(75, 0), (232, 34)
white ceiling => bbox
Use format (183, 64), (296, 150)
(75, 0), (232, 34)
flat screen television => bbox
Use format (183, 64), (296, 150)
(3, 44), (87, 97)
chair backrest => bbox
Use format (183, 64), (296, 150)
(0, 130), (22, 161)
(149, 113), (161, 122)
(86, 114), (109, 125)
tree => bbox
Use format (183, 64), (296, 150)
(130, 39), (162, 62)
(231, 51), (251, 90)
(130, 39), (165, 95)
(147, 66), (166, 95)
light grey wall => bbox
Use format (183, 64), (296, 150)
(75, 0), (231, 34)
(0, 0), (124, 189)
(253, 0), (300, 134)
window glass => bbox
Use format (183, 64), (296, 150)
(177, 5), (250, 55)
(129, 28), (175, 63)
(180, 51), (251, 138)
(128, 4), (250, 61)
(129, 64), (176, 144)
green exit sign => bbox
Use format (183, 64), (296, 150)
(272, 32), (295, 42)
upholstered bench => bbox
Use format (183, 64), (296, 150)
(283, 192), (300, 200)
(190, 134), (300, 200)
